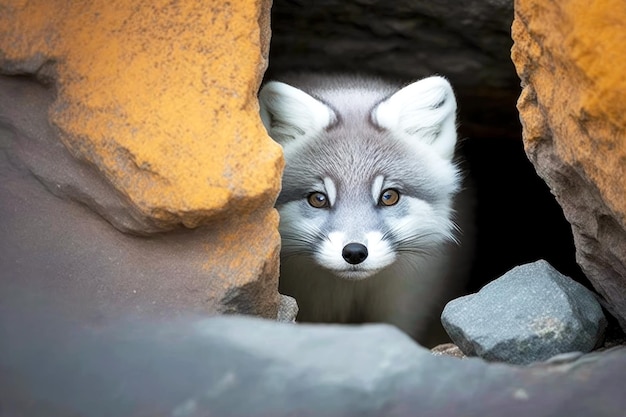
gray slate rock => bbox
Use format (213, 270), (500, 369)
(441, 260), (607, 365)
(2, 291), (626, 417)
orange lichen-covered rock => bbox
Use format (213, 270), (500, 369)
(512, 0), (626, 329)
(0, 0), (281, 232)
(0, 0), (282, 319)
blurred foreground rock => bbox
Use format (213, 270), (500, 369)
(1, 296), (625, 417)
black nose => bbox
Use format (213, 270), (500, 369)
(342, 242), (368, 265)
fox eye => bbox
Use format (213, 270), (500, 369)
(379, 188), (400, 206)
(307, 192), (329, 208)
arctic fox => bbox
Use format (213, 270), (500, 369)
(259, 74), (474, 345)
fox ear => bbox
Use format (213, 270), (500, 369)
(259, 81), (337, 146)
(372, 76), (457, 160)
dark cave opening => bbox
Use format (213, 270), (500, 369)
(264, 0), (588, 294)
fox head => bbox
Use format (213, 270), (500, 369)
(259, 75), (461, 280)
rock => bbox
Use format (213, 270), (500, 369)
(277, 294), (299, 322)
(0, 0), (282, 232)
(2, 295), (626, 417)
(267, 0), (516, 90)
(511, 0), (626, 331)
(0, 0), (281, 320)
(441, 260), (607, 365)
(266, 0), (588, 301)
(431, 343), (467, 359)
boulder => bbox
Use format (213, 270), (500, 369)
(1, 296), (625, 417)
(511, 0), (626, 330)
(0, 0), (281, 319)
(442, 260), (607, 365)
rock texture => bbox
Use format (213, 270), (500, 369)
(431, 343), (467, 359)
(512, 0), (626, 330)
(2, 297), (626, 417)
(0, 0), (280, 232)
(0, 0), (281, 319)
(267, 0), (516, 89)
(442, 260), (607, 365)
(277, 294), (299, 322)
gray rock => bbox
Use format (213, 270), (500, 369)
(277, 294), (299, 322)
(1, 291), (626, 417)
(441, 260), (607, 365)
(0, 75), (280, 322)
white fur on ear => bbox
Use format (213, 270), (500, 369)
(372, 76), (458, 160)
(259, 81), (337, 146)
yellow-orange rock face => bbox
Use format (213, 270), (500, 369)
(512, 0), (626, 329)
(0, 0), (282, 230)
(0, 0), (282, 319)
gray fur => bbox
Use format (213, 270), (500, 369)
(260, 74), (474, 345)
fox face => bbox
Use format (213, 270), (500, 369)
(260, 75), (461, 281)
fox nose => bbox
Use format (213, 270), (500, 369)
(342, 242), (368, 265)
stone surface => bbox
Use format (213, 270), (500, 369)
(442, 260), (607, 365)
(277, 294), (299, 322)
(267, 0), (516, 89)
(0, 0), (282, 231)
(431, 343), (467, 359)
(511, 0), (626, 330)
(1, 294), (626, 417)
(0, 0), (281, 319)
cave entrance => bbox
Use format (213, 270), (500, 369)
(264, 0), (586, 293)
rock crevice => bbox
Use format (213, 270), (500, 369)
(512, 0), (626, 330)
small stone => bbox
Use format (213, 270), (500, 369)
(441, 260), (607, 365)
(431, 343), (467, 359)
(277, 294), (298, 322)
